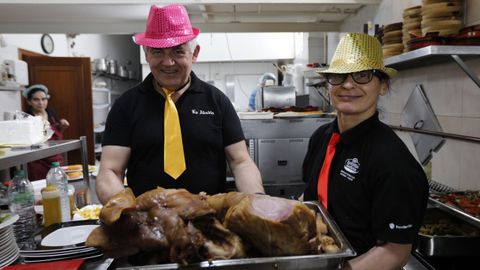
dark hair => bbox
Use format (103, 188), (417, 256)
(374, 70), (391, 90)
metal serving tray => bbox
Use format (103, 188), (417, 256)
(428, 197), (480, 229)
(117, 201), (355, 270)
(417, 208), (480, 257)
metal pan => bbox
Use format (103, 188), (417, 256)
(417, 208), (480, 257)
(117, 201), (356, 270)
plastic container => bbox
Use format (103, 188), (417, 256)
(7, 169), (36, 249)
(41, 184), (62, 227)
(45, 162), (70, 222)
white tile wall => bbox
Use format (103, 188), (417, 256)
(462, 59), (480, 118)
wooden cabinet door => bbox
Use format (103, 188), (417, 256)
(22, 55), (95, 165)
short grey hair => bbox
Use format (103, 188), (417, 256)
(142, 38), (198, 53)
(186, 38), (198, 53)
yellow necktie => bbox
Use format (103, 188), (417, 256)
(162, 87), (186, 179)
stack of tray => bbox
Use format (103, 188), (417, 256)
(402, 5), (422, 52)
(421, 0), (464, 36)
(382, 22), (404, 58)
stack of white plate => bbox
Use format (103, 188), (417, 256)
(0, 214), (20, 268)
(19, 222), (103, 263)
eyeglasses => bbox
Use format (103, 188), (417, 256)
(325, 70), (379, 85)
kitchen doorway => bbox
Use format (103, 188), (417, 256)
(20, 49), (95, 165)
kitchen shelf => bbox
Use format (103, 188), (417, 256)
(0, 138), (88, 171)
(92, 71), (138, 82)
(0, 136), (93, 207)
(385, 45), (480, 69)
(0, 85), (24, 91)
(385, 45), (480, 88)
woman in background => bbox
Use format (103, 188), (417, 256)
(23, 84), (70, 180)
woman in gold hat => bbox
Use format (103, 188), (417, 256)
(300, 33), (428, 269)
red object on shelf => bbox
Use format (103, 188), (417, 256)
(3, 259), (85, 270)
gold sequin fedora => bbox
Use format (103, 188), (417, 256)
(319, 33), (397, 77)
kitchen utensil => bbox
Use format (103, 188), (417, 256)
(95, 58), (107, 73)
(107, 59), (117, 75)
(118, 66), (128, 78)
(128, 70), (136, 80)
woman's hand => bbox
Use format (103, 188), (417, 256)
(59, 118), (70, 131)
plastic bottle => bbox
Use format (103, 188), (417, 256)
(41, 184), (62, 227)
(7, 169), (36, 249)
(45, 162), (70, 222)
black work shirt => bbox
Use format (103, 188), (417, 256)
(303, 112), (428, 255)
(102, 72), (245, 196)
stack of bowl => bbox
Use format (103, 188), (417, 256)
(382, 22), (404, 58)
(402, 5), (422, 52)
(421, 0), (464, 36)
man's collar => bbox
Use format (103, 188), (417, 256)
(140, 71), (204, 94)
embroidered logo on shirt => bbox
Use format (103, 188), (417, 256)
(191, 109), (215, 115)
(389, 223), (413, 230)
(340, 158), (360, 182)
(344, 158), (360, 174)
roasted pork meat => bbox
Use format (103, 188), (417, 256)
(224, 194), (317, 256)
(86, 188), (340, 264)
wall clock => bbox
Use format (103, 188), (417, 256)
(41, 34), (54, 54)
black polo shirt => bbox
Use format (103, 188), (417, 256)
(303, 112), (428, 255)
(102, 72), (245, 196)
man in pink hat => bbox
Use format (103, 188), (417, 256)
(96, 4), (264, 203)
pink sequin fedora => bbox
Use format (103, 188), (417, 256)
(133, 4), (200, 48)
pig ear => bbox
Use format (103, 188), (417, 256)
(100, 188), (136, 226)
